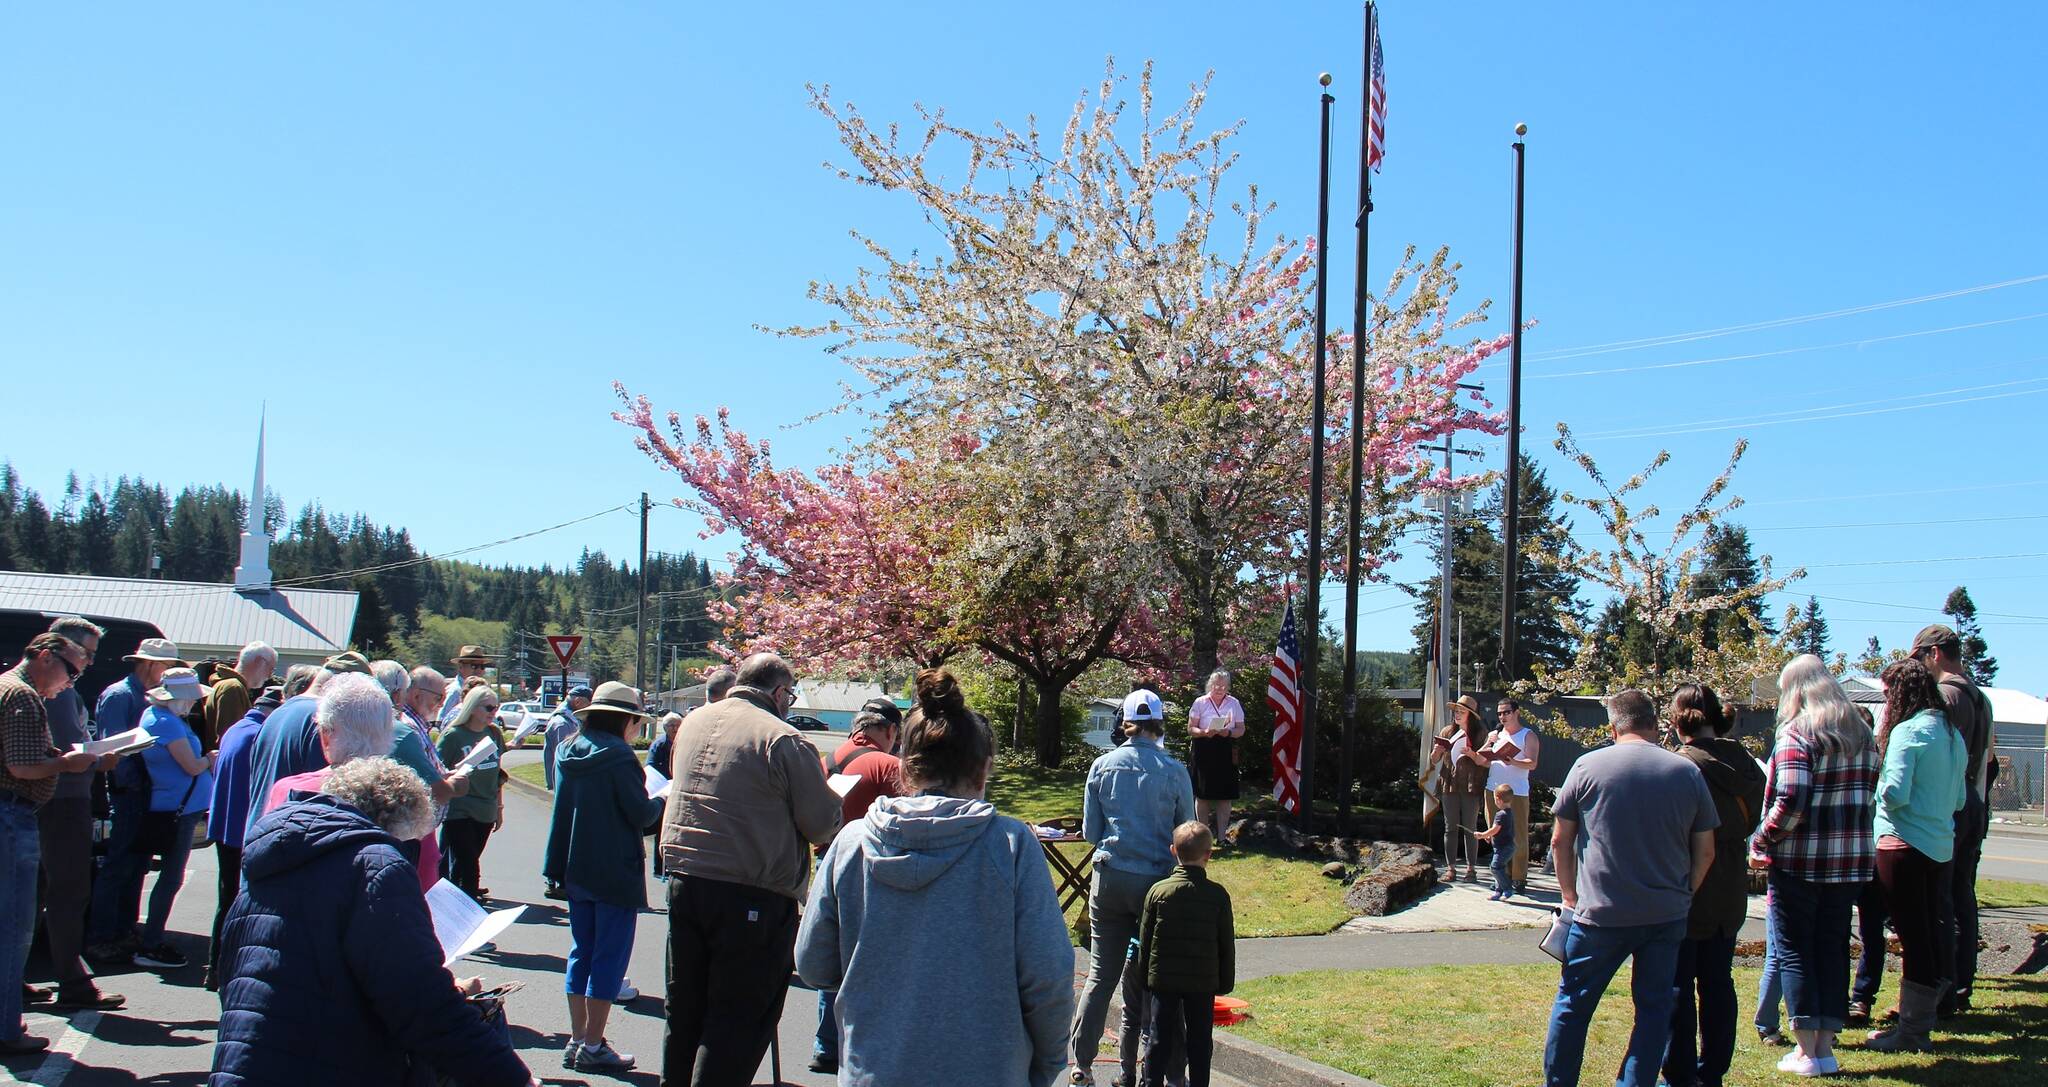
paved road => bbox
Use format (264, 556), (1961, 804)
(1981, 827), (2048, 884)
(7, 751), (1236, 1087)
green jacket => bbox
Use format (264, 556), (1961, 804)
(1137, 865), (1235, 996)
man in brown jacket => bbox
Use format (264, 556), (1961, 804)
(658, 652), (841, 1087)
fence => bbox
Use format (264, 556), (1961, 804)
(1991, 745), (2047, 814)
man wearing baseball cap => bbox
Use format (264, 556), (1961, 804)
(543, 685), (594, 791)
(1909, 623), (1996, 1014)
(1069, 688), (1196, 1087)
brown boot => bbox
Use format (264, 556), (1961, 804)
(1866, 979), (1942, 1053)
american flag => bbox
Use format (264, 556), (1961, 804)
(1266, 599), (1304, 813)
(1366, 5), (1387, 173)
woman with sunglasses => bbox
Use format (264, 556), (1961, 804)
(437, 683), (507, 899)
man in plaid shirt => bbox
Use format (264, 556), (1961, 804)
(2, 633), (100, 1056)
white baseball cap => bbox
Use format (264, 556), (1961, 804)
(1121, 689), (1164, 722)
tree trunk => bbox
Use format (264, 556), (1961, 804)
(1012, 667), (1030, 750)
(1032, 675), (1068, 769)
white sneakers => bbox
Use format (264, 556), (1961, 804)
(1776, 1050), (1841, 1077)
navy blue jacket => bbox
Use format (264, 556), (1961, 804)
(543, 731), (665, 909)
(211, 796), (530, 1087)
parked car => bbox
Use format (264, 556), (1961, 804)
(495, 701), (545, 737)
(786, 713), (829, 732)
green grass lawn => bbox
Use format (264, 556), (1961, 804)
(1231, 963), (2048, 1087)
(1977, 878), (2048, 910)
(506, 761), (548, 791)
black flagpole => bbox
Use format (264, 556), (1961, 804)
(1499, 124), (1527, 688)
(1338, 0), (1376, 834)
(1301, 76), (1334, 832)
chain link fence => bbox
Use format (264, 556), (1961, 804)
(1991, 745), (2047, 814)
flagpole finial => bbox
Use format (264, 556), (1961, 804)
(1318, 72), (1333, 87)
(1514, 122), (1528, 137)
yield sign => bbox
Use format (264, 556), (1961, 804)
(546, 635), (583, 668)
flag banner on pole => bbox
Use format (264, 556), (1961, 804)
(1267, 599), (1304, 814)
(1366, 6), (1387, 173)
(1419, 659), (1443, 828)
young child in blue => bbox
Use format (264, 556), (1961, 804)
(1475, 783), (1517, 900)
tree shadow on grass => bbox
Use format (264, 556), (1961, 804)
(1837, 976), (2048, 1086)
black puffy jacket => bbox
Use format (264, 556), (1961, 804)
(210, 795), (529, 1087)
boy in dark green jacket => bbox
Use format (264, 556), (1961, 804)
(1135, 821), (1235, 1087)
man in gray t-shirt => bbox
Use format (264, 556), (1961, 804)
(1543, 689), (1718, 1087)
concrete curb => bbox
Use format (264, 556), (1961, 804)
(1213, 1028), (1386, 1087)
(502, 769), (553, 805)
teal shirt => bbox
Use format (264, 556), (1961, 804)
(1873, 709), (1968, 862)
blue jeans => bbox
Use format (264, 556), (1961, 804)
(1769, 870), (1857, 1033)
(1543, 918), (1685, 1087)
(2, 799), (43, 1043)
(1492, 856), (1513, 896)
(1664, 931), (1738, 1087)
(1850, 878), (1887, 1006)
(1754, 892), (1783, 1035)
(814, 989), (838, 1060)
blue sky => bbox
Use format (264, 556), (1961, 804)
(4, 3), (2045, 692)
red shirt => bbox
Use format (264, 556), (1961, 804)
(826, 733), (906, 834)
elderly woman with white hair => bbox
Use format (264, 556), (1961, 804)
(213, 757), (534, 1087)
(92, 667), (217, 971)
(1186, 669), (1245, 840)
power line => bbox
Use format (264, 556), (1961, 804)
(1532, 313), (2048, 380)
(1527, 272), (2048, 362)
(1579, 381), (2048, 442)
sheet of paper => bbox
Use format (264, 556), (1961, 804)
(505, 713), (541, 747)
(1540, 907), (1574, 962)
(643, 764), (671, 800)
(827, 773), (860, 798)
(424, 879), (526, 966)
(453, 736), (499, 771)
(74, 727), (156, 757)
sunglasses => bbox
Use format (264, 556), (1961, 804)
(53, 653), (82, 682)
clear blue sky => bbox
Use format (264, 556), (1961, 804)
(5, 3), (2045, 693)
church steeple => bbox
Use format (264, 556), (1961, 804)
(234, 408), (273, 591)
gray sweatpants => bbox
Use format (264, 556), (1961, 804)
(1071, 864), (1169, 1081)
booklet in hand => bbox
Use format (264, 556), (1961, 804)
(1431, 734), (1453, 752)
(424, 880), (526, 966)
(826, 772), (861, 798)
(1489, 738), (1521, 762)
(643, 764), (672, 801)
(73, 728), (156, 758)
(452, 737), (499, 772)
(1540, 906), (1574, 962)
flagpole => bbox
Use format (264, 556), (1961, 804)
(1301, 75), (1335, 832)
(1499, 124), (1527, 688)
(1338, 0), (1377, 834)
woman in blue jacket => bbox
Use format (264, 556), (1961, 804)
(122, 667), (215, 970)
(542, 682), (665, 1074)
(1863, 658), (1968, 1054)
(212, 756), (530, 1087)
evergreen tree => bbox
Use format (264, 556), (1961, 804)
(1943, 586), (1998, 685)
(1798, 596), (1829, 658)
(350, 576), (394, 654)
(75, 491), (116, 573)
(1690, 523), (1772, 650)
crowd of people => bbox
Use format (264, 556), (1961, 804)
(1525, 623), (1995, 1086)
(1, 621), (1243, 1087)
(0, 612), (2006, 1086)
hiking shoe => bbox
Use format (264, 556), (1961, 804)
(84, 942), (133, 966)
(563, 1040), (582, 1067)
(1070, 1071), (1096, 1086)
(612, 980), (639, 1003)
(809, 1053), (838, 1073)
(134, 944), (188, 969)
(1846, 999), (1871, 1026)
(51, 984), (125, 1011)
(1757, 1028), (1790, 1047)
(574, 1041), (635, 1072)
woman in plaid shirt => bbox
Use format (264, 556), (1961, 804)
(1750, 655), (1878, 1078)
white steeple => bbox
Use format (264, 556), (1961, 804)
(234, 408), (273, 591)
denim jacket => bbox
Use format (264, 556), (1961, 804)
(1083, 735), (1196, 875)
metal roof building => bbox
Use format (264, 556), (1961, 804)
(0, 571), (359, 668)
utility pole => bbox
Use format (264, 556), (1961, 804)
(637, 492), (650, 696)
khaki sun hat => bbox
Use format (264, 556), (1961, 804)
(587, 681), (653, 718)
(451, 644), (493, 666)
(146, 667), (211, 703)
(123, 638), (186, 665)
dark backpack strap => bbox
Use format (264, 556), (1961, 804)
(825, 746), (866, 776)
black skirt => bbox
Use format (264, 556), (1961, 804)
(1188, 735), (1240, 800)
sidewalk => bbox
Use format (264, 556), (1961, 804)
(1329, 867), (1769, 935)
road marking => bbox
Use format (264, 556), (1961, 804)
(1, 1011), (99, 1087)
(1983, 853), (2048, 866)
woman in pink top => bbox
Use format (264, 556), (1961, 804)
(1187, 669), (1245, 840)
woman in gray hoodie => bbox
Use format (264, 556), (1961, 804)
(796, 669), (1075, 1087)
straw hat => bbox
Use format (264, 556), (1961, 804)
(451, 645), (493, 666)
(146, 667), (212, 703)
(1450, 694), (1486, 722)
(587, 681), (653, 718)
(323, 651), (373, 676)
(123, 638), (186, 665)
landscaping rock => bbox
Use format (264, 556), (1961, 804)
(1344, 860), (1439, 916)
